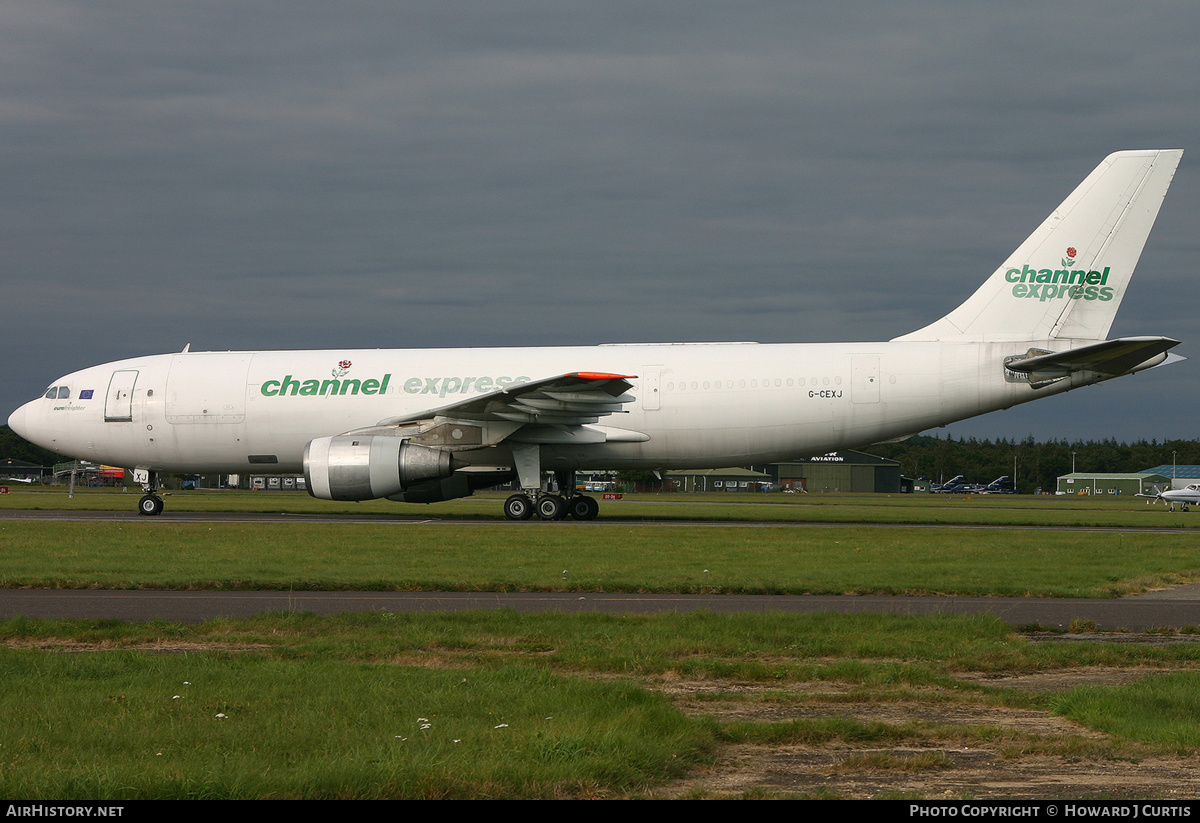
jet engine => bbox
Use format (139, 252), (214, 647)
(303, 435), (458, 501)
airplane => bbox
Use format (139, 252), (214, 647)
(6, 149), (1186, 521)
(1137, 483), (1200, 512)
(979, 476), (1014, 494)
(947, 475), (1015, 494)
(931, 476), (966, 493)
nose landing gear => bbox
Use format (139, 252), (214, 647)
(134, 469), (164, 516)
(138, 493), (164, 516)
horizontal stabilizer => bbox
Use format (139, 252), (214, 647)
(1004, 336), (1180, 381)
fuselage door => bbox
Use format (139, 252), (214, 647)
(104, 369), (139, 422)
(640, 367), (663, 411)
(851, 355), (880, 404)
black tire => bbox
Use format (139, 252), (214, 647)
(138, 494), (164, 516)
(568, 495), (599, 521)
(504, 494), (534, 521)
(537, 494), (566, 521)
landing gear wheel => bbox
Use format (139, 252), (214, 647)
(504, 494), (534, 521)
(138, 494), (164, 516)
(537, 494), (567, 521)
(567, 495), (599, 521)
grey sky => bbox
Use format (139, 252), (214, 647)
(3, 1), (1198, 443)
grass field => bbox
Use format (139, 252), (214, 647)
(2, 520), (1200, 597)
(3, 489), (1200, 798)
(5, 484), (1200, 528)
(3, 489), (1200, 597)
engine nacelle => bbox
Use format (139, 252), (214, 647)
(303, 435), (457, 501)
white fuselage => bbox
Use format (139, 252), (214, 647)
(8, 338), (1095, 476)
(1157, 484), (1200, 508)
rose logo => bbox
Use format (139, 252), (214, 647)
(332, 360), (352, 379)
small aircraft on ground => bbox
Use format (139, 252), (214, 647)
(1138, 483), (1200, 512)
(931, 476), (966, 493)
(975, 476), (1014, 494)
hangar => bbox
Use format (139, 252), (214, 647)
(1, 458), (47, 482)
(1056, 472), (1171, 496)
(1140, 465), (1200, 491)
(664, 467), (774, 492)
(761, 451), (903, 494)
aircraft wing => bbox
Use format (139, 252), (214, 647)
(1004, 336), (1181, 386)
(333, 371), (648, 451)
(350, 371), (647, 448)
(375, 371), (637, 426)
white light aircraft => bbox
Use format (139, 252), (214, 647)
(7, 150), (1186, 520)
(1138, 483), (1200, 512)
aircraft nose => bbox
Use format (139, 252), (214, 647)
(7, 402), (29, 440)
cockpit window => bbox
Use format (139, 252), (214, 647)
(42, 385), (70, 400)
(44, 387), (58, 399)
(57, 386), (70, 399)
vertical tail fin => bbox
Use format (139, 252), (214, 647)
(895, 149), (1182, 342)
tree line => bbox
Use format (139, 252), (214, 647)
(0, 425), (60, 466)
(867, 434), (1200, 494)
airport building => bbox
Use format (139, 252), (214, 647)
(760, 451), (904, 494)
(0, 458), (48, 482)
(664, 467), (774, 492)
(1055, 472), (1171, 496)
(1140, 466), (1200, 490)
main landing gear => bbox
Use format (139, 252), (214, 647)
(135, 469), (164, 516)
(502, 453), (601, 521)
(503, 490), (600, 521)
